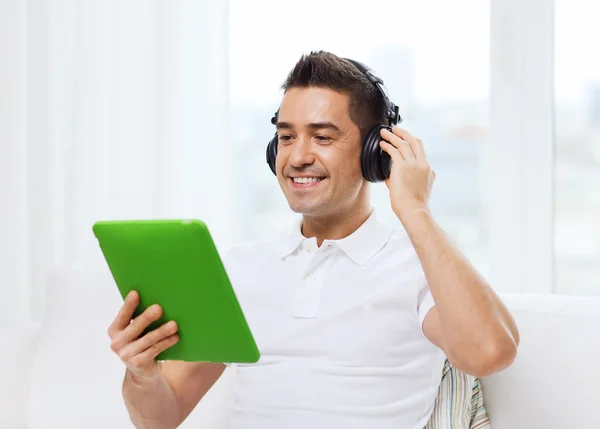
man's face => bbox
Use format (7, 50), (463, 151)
(275, 86), (367, 217)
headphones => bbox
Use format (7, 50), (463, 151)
(265, 58), (402, 183)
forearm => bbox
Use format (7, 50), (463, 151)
(122, 364), (181, 429)
(401, 207), (519, 363)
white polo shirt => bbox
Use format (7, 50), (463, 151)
(223, 209), (446, 429)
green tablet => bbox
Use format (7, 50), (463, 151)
(92, 219), (260, 363)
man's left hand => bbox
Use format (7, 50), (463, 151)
(379, 126), (435, 219)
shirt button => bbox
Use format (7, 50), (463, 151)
(306, 273), (315, 281)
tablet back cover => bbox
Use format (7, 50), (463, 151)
(93, 219), (260, 363)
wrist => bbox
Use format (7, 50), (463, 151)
(396, 206), (436, 251)
(393, 201), (431, 224)
(125, 363), (163, 387)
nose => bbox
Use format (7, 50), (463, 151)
(288, 136), (315, 168)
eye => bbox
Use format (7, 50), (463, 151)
(278, 135), (293, 143)
(315, 135), (332, 143)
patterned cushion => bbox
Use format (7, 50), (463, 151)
(424, 359), (492, 429)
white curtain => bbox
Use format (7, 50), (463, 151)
(0, 0), (233, 324)
(1, 1), (234, 427)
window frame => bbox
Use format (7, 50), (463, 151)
(487, 0), (555, 294)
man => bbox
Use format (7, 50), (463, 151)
(108, 51), (520, 429)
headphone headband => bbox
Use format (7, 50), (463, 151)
(343, 58), (401, 127)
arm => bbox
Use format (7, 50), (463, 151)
(379, 126), (519, 378)
(403, 207), (519, 378)
(123, 360), (225, 429)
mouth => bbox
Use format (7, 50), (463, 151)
(289, 176), (326, 189)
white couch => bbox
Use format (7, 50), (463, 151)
(2, 267), (599, 429)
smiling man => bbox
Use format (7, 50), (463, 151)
(110, 51), (520, 429)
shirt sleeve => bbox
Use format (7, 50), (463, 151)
(417, 272), (436, 331)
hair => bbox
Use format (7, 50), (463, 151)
(281, 50), (387, 141)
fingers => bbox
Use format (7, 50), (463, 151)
(384, 126), (427, 162)
(107, 290), (140, 337)
(379, 140), (404, 164)
(380, 128), (415, 161)
(107, 291), (179, 379)
(118, 303), (164, 346)
(128, 334), (180, 369)
(119, 320), (179, 360)
(108, 290), (167, 353)
(109, 308), (179, 377)
(414, 137), (426, 161)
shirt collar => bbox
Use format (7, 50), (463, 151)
(277, 208), (394, 266)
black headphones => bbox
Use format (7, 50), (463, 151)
(265, 58), (402, 183)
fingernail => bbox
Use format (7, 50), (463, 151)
(167, 321), (177, 330)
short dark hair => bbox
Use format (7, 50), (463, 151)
(281, 50), (387, 140)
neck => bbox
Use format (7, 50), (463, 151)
(301, 202), (373, 247)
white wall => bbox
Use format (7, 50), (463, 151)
(0, 0), (29, 324)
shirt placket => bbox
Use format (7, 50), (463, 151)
(292, 242), (333, 318)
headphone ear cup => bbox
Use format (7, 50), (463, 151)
(266, 133), (278, 175)
(361, 125), (392, 182)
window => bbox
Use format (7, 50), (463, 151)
(229, 0), (491, 276)
(554, 0), (600, 295)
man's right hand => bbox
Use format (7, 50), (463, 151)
(108, 290), (179, 381)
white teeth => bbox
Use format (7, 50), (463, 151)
(293, 177), (323, 184)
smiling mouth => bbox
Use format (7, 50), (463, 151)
(292, 177), (325, 184)
(289, 177), (326, 189)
